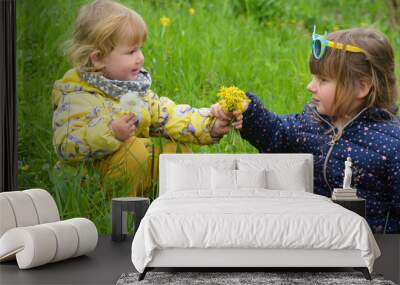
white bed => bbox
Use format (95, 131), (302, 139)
(131, 154), (380, 280)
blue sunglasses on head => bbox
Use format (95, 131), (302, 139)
(312, 25), (365, 60)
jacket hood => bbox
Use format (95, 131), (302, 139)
(52, 69), (106, 109)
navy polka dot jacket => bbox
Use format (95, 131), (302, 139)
(240, 92), (400, 234)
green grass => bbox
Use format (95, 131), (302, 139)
(16, 0), (400, 233)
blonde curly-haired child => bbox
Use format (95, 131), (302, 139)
(52, 0), (235, 197)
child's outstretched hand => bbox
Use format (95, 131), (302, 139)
(210, 116), (230, 138)
(210, 103), (244, 129)
(210, 86), (248, 138)
(111, 113), (136, 141)
(210, 104), (244, 138)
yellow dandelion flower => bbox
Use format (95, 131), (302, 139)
(217, 86), (250, 113)
(21, 164), (30, 171)
(160, 16), (171, 27)
(333, 25), (340, 31)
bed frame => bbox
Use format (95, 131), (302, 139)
(138, 154), (371, 280)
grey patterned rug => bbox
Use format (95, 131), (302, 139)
(116, 271), (396, 285)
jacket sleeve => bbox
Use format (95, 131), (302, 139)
(52, 92), (121, 163)
(145, 91), (218, 145)
(239, 92), (304, 153)
(386, 156), (400, 233)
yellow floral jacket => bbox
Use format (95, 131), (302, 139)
(52, 69), (217, 164)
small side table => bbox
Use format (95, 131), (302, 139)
(332, 197), (366, 218)
(112, 197), (150, 242)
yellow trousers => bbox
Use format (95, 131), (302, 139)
(94, 137), (190, 198)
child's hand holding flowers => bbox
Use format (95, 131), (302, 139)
(112, 91), (148, 140)
(111, 92), (146, 141)
(111, 113), (136, 141)
(210, 86), (249, 137)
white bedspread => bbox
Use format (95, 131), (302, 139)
(131, 190), (380, 273)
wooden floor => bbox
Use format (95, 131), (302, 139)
(1, 235), (398, 285)
(0, 235), (134, 285)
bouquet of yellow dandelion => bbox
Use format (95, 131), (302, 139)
(217, 86), (249, 113)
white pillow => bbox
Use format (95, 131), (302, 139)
(236, 169), (267, 189)
(237, 159), (309, 192)
(211, 168), (236, 190)
(167, 163), (211, 191)
(265, 163), (307, 191)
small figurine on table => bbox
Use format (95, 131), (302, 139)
(332, 157), (365, 217)
(343, 157), (353, 189)
(332, 157), (358, 200)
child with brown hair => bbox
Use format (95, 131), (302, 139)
(212, 26), (400, 233)
(52, 0), (236, 197)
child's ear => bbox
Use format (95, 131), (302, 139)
(89, 50), (103, 70)
(356, 79), (372, 99)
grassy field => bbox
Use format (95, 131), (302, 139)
(16, 0), (399, 233)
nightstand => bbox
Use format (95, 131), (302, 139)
(332, 197), (366, 218)
(112, 197), (150, 242)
